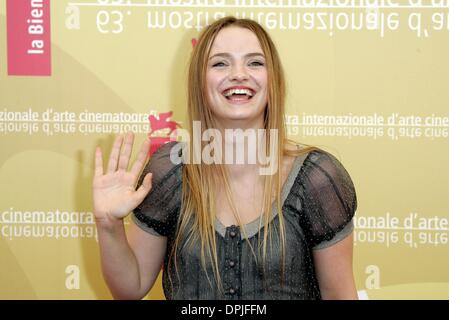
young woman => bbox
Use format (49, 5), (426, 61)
(93, 16), (358, 300)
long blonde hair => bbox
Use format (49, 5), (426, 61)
(168, 16), (320, 294)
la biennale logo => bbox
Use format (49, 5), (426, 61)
(147, 111), (181, 156)
(6, 0), (52, 76)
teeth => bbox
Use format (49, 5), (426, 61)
(223, 88), (254, 97)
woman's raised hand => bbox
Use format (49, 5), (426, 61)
(93, 132), (153, 225)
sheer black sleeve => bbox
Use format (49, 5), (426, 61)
(294, 150), (357, 250)
(131, 141), (182, 237)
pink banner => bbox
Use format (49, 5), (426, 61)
(7, 0), (52, 76)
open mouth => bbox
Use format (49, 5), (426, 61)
(222, 88), (255, 102)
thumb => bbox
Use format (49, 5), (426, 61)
(134, 172), (153, 201)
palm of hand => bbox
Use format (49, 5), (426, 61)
(92, 132), (152, 223)
(93, 170), (140, 219)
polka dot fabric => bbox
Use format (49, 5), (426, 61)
(132, 142), (357, 299)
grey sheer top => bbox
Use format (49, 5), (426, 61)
(132, 141), (357, 300)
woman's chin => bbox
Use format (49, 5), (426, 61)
(210, 98), (266, 125)
(214, 111), (265, 127)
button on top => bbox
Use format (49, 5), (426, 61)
(230, 231), (236, 238)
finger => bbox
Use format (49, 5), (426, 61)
(107, 135), (124, 173)
(134, 172), (153, 202)
(95, 147), (103, 177)
(130, 139), (151, 177)
(118, 131), (134, 171)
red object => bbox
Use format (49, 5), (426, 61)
(147, 111), (180, 156)
(7, 0), (52, 76)
(148, 111), (178, 134)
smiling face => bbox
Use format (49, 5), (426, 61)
(205, 26), (268, 129)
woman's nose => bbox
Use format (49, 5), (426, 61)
(228, 64), (249, 81)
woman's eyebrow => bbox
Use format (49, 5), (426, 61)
(209, 52), (265, 60)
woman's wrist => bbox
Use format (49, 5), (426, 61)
(95, 214), (125, 232)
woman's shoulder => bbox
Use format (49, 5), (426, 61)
(284, 140), (353, 181)
(146, 140), (183, 183)
(299, 148), (354, 186)
(284, 143), (357, 217)
(136, 140), (183, 204)
(286, 146), (358, 248)
(132, 141), (183, 237)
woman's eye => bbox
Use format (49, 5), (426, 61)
(211, 61), (264, 67)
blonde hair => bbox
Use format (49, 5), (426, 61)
(167, 16), (320, 294)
